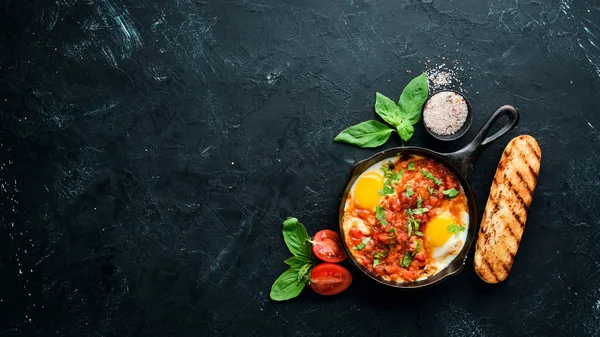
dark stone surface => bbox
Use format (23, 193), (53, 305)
(1, 0), (599, 336)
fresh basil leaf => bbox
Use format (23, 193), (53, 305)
(401, 252), (413, 268)
(427, 186), (434, 195)
(420, 170), (442, 185)
(282, 218), (311, 258)
(284, 256), (311, 268)
(353, 237), (371, 250)
(413, 218), (420, 231)
(387, 227), (397, 236)
(396, 121), (414, 143)
(415, 240), (421, 254)
(405, 185), (414, 197)
(442, 188), (460, 199)
(334, 120), (394, 148)
(407, 219), (412, 237)
(270, 267), (306, 301)
(417, 195), (423, 208)
(398, 73), (429, 125)
(375, 206), (388, 226)
(375, 92), (401, 127)
(408, 162), (415, 170)
(297, 263), (312, 283)
(373, 257), (380, 268)
(415, 230), (423, 236)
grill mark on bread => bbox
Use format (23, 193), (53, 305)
(515, 170), (534, 195)
(506, 179), (529, 211)
(482, 259), (499, 282)
(524, 139), (541, 160)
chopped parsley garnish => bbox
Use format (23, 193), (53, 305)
(373, 249), (390, 267)
(401, 252), (413, 268)
(415, 230), (423, 236)
(387, 227), (397, 236)
(375, 206), (388, 226)
(447, 222), (466, 235)
(401, 240), (422, 268)
(406, 220), (412, 237)
(405, 185), (414, 197)
(412, 218), (420, 231)
(378, 169), (403, 196)
(442, 188), (459, 199)
(378, 185), (394, 196)
(408, 162), (415, 170)
(412, 207), (429, 215)
(427, 186), (434, 195)
(420, 170), (442, 185)
(417, 195), (423, 208)
(353, 237), (371, 250)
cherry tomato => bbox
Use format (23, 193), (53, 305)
(312, 230), (346, 262)
(310, 263), (352, 296)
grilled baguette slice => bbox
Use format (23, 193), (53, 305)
(474, 135), (541, 283)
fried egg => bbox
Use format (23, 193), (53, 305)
(425, 211), (469, 270)
(347, 160), (390, 210)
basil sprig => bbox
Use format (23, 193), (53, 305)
(270, 218), (315, 301)
(334, 73), (429, 148)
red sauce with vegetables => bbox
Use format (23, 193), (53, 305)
(342, 155), (468, 282)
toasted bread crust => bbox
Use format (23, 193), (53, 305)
(474, 135), (541, 283)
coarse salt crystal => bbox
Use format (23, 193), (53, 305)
(423, 91), (468, 136)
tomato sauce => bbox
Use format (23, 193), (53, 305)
(343, 155), (468, 283)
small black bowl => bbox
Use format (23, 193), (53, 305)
(422, 90), (472, 141)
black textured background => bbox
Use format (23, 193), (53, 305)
(1, 0), (599, 336)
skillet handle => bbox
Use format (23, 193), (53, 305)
(446, 105), (520, 180)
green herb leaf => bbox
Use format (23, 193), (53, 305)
(442, 188), (460, 199)
(375, 206), (388, 226)
(427, 186), (434, 195)
(373, 257), (380, 267)
(420, 170), (442, 185)
(396, 121), (415, 143)
(282, 218), (311, 258)
(375, 92), (402, 127)
(447, 222), (466, 235)
(398, 72), (429, 125)
(378, 184), (395, 196)
(407, 219), (413, 237)
(413, 218), (420, 231)
(417, 195), (423, 208)
(401, 252), (413, 268)
(415, 231), (423, 237)
(297, 263), (312, 283)
(405, 185), (414, 197)
(284, 256), (311, 268)
(270, 267), (306, 301)
(334, 120), (394, 148)
(408, 162), (415, 170)
(387, 227), (397, 236)
(412, 208), (429, 215)
(353, 237), (371, 250)
(415, 240), (421, 254)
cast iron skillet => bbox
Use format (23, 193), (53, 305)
(338, 105), (520, 289)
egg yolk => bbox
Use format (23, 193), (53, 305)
(425, 212), (457, 247)
(353, 172), (384, 209)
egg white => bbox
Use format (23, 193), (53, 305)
(428, 211), (470, 274)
